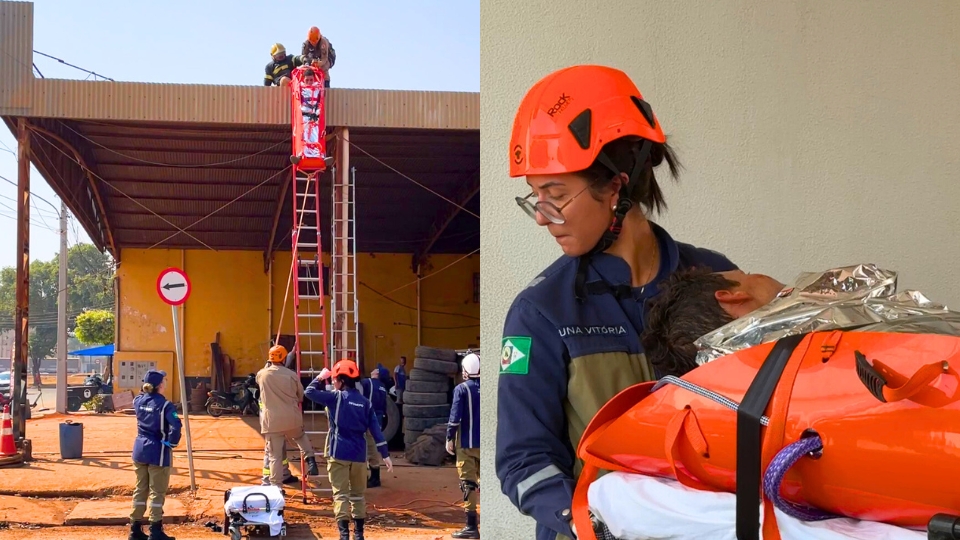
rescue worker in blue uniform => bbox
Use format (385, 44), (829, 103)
(128, 369), (181, 540)
(495, 65), (739, 540)
(446, 352), (481, 539)
(306, 360), (394, 540)
(359, 368), (388, 488)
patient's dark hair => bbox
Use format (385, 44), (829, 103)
(641, 267), (738, 377)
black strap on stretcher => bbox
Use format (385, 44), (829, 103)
(736, 333), (807, 540)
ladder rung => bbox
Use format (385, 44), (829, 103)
(299, 369), (327, 375)
(298, 277), (320, 282)
(299, 295), (321, 299)
(300, 332), (324, 336)
(308, 488), (334, 493)
(300, 351), (325, 355)
(297, 259), (319, 265)
(298, 313), (324, 318)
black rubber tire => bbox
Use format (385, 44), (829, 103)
(401, 391), (448, 406)
(403, 416), (449, 432)
(381, 394), (400, 442)
(67, 397), (83, 413)
(403, 403), (450, 418)
(413, 357), (458, 375)
(406, 379), (449, 393)
(415, 346), (457, 362)
(206, 402), (224, 417)
(408, 368), (450, 383)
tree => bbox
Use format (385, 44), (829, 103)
(74, 309), (114, 345)
(0, 242), (115, 386)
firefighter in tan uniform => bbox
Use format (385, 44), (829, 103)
(256, 345), (319, 488)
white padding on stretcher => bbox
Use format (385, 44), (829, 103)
(224, 485), (286, 537)
(588, 472), (925, 540)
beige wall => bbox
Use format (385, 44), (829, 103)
(479, 1), (960, 537)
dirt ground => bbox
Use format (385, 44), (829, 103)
(0, 411), (474, 539)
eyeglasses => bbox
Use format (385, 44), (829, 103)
(515, 184), (591, 225)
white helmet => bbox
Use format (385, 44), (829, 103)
(461, 352), (480, 377)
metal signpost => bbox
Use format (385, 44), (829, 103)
(156, 267), (196, 491)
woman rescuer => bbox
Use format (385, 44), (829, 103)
(494, 64), (740, 540)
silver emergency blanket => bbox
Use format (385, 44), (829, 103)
(694, 264), (960, 366)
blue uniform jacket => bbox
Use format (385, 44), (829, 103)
(359, 377), (388, 420)
(447, 378), (479, 449)
(394, 364), (406, 390)
(132, 392), (182, 468)
(305, 381), (389, 462)
(495, 222), (737, 540)
(376, 363), (393, 388)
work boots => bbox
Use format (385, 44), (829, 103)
(148, 520), (175, 540)
(337, 519), (351, 540)
(305, 456), (320, 476)
(354, 518), (366, 540)
(367, 467), (381, 488)
(128, 520), (149, 540)
(451, 511), (480, 538)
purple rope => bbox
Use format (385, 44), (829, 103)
(762, 434), (839, 521)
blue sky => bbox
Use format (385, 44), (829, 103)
(0, 0), (479, 269)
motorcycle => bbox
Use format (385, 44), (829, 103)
(66, 373), (110, 412)
(205, 373), (259, 417)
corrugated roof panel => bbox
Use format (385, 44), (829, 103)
(26, 80), (479, 129)
(106, 196), (276, 217)
(95, 164), (288, 184)
(100, 180), (280, 201)
(115, 230), (269, 250)
(91, 148), (290, 169)
(0, 2), (31, 113)
(113, 213), (274, 233)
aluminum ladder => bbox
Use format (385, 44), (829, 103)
(330, 165), (360, 366)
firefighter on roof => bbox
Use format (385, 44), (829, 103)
(264, 43), (304, 87)
(301, 26), (335, 87)
(446, 352), (481, 539)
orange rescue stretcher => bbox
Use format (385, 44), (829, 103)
(290, 66), (328, 172)
(572, 330), (960, 540)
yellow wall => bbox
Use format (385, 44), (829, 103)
(116, 248), (479, 392)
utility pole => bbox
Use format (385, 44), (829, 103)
(56, 201), (67, 414)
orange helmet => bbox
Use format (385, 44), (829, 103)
(308, 26), (321, 45)
(268, 345), (287, 364)
(331, 359), (360, 379)
(508, 65), (665, 178)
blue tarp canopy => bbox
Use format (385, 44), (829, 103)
(68, 344), (115, 356)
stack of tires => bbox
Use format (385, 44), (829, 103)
(402, 346), (459, 447)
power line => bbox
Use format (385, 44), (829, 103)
(0, 174), (61, 216)
(32, 50), (113, 82)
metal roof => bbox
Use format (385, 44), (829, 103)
(0, 1), (479, 269)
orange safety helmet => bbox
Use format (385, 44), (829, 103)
(508, 65), (665, 178)
(268, 345), (287, 363)
(308, 26), (321, 45)
(331, 359), (360, 379)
